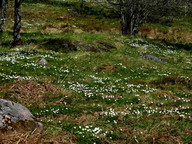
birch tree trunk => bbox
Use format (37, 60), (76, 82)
(0, 0), (8, 33)
(127, 5), (134, 35)
(13, 0), (22, 45)
(0, 0), (4, 32)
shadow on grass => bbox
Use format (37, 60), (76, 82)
(2, 31), (191, 52)
(24, 0), (119, 18)
(163, 41), (192, 51)
(0, 32), (13, 47)
(1, 32), (58, 46)
(1, 32), (78, 53)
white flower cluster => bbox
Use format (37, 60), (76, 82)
(89, 75), (110, 84)
(66, 77), (157, 99)
(0, 73), (32, 81)
(22, 21), (41, 28)
(68, 82), (89, 93)
(177, 97), (191, 103)
(67, 82), (95, 98)
(127, 84), (157, 94)
(128, 38), (156, 50)
(73, 125), (102, 138)
(0, 52), (31, 64)
(115, 63), (127, 69)
(100, 108), (127, 120)
(101, 94), (122, 99)
(22, 62), (46, 69)
(35, 106), (69, 116)
(100, 104), (191, 121)
(0, 52), (54, 65)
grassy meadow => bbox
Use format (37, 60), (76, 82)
(0, 0), (191, 143)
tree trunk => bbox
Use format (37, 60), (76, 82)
(120, 9), (128, 35)
(120, 0), (140, 35)
(119, 0), (129, 35)
(0, 0), (3, 32)
(0, 0), (8, 33)
(80, 0), (85, 8)
(13, 0), (22, 46)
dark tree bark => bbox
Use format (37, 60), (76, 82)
(0, 0), (8, 33)
(119, 0), (140, 35)
(106, 0), (161, 35)
(0, 1), (2, 45)
(0, 0), (4, 32)
(80, 0), (85, 8)
(13, 0), (23, 46)
(119, 0), (128, 35)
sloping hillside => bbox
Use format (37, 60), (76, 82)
(0, 1), (191, 143)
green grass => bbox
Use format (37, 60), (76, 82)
(0, 0), (192, 143)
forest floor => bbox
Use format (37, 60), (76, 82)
(0, 0), (191, 143)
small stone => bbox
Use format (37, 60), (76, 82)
(37, 58), (48, 65)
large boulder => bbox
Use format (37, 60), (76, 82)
(0, 99), (43, 133)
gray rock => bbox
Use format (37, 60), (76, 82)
(37, 58), (48, 65)
(141, 54), (167, 63)
(98, 42), (116, 50)
(76, 41), (116, 53)
(0, 99), (43, 132)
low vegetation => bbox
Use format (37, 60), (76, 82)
(0, 0), (191, 143)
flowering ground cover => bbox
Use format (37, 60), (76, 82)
(0, 1), (191, 143)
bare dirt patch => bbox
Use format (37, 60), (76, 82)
(42, 24), (63, 33)
(0, 132), (42, 144)
(139, 129), (183, 144)
(139, 26), (192, 43)
(94, 64), (116, 72)
(151, 76), (192, 90)
(75, 112), (99, 125)
(42, 131), (77, 144)
(0, 80), (62, 106)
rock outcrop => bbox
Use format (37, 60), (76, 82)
(0, 99), (43, 133)
(141, 54), (167, 63)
